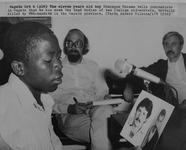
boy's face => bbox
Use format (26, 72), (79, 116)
(134, 106), (148, 128)
(158, 114), (165, 123)
(23, 35), (63, 93)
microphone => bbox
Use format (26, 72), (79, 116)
(115, 58), (167, 85)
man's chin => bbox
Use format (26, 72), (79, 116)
(68, 57), (81, 63)
(69, 59), (80, 63)
(167, 55), (176, 60)
(68, 53), (81, 63)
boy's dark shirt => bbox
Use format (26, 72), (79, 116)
(143, 127), (159, 150)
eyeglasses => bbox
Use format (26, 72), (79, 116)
(65, 40), (84, 48)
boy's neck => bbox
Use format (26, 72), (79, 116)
(20, 77), (45, 109)
(30, 89), (45, 110)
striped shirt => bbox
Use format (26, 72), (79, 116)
(0, 73), (63, 150)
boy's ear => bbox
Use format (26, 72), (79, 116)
(181, 44), (183, 51)
(11, 61), (25, 76)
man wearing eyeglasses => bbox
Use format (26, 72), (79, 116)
(50, 29), (116, 150)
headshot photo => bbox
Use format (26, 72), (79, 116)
(120, 90), (174, 148)
(127, 98), (153, 138)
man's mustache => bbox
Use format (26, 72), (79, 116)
(69, 50), (78, 53)
(166, 51), (175, 55)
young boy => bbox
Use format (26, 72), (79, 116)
(0, 22), (63, 150)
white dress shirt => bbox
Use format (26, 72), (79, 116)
(166, 54), (186, 104)
(0, 73), (63, 150)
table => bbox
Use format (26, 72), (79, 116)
(108, 108), (186, 150)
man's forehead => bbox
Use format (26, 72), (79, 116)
(165, 35), (179, 42)
(67, 30), (84, 40)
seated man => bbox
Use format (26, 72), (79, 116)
(50, 28), (118, 150)
(124, 31), (186, 107)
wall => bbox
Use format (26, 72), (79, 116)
(52, 16), (186, 76)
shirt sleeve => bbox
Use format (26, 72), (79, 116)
(94, 64), (109, 100)
(0, 133), (13, 150)
(49, 120), (63, 150)
(0, 99), (21, 150)
(141, 59), (165, 77)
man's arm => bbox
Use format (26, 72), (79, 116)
(123, 59), (166, 103)
(94, 64), (110, 100)
(49, 120), (63, 150)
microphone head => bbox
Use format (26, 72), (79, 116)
(115, 59), (125, 73)
(115, 59), (133, 74)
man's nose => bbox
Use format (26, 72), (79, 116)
(166, 44), (172, 50)
(71, 43), (77, 49)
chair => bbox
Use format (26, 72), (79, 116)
(52, 114), (91, 150)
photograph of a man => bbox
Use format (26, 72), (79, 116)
(128, 98), (153, 139)
(120, 90), (174, 147)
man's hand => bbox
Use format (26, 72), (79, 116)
(104, 94), (112, 100)
(179, 99), (186, 109)
(123, 83), (134, 103)
(117, 146), (142, 150)
(132, 146), (142, 150)
(68, 103), (92, 114)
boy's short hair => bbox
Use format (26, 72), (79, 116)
(157, 109), (166, 122)
(0, 22), (12, 49)
(136, 98), (153, 119)
(3, 21), (56, 65)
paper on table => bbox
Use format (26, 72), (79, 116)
(92, 98), (124, 106)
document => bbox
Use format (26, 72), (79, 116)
(93, 98), (123, 106)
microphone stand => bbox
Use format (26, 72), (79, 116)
(165, 83), (179, 107)
(144, 80), (152, 94)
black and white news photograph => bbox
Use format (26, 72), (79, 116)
(0, 0), (186, 150)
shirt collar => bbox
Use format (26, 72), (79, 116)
(8, 73), (54, 112)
